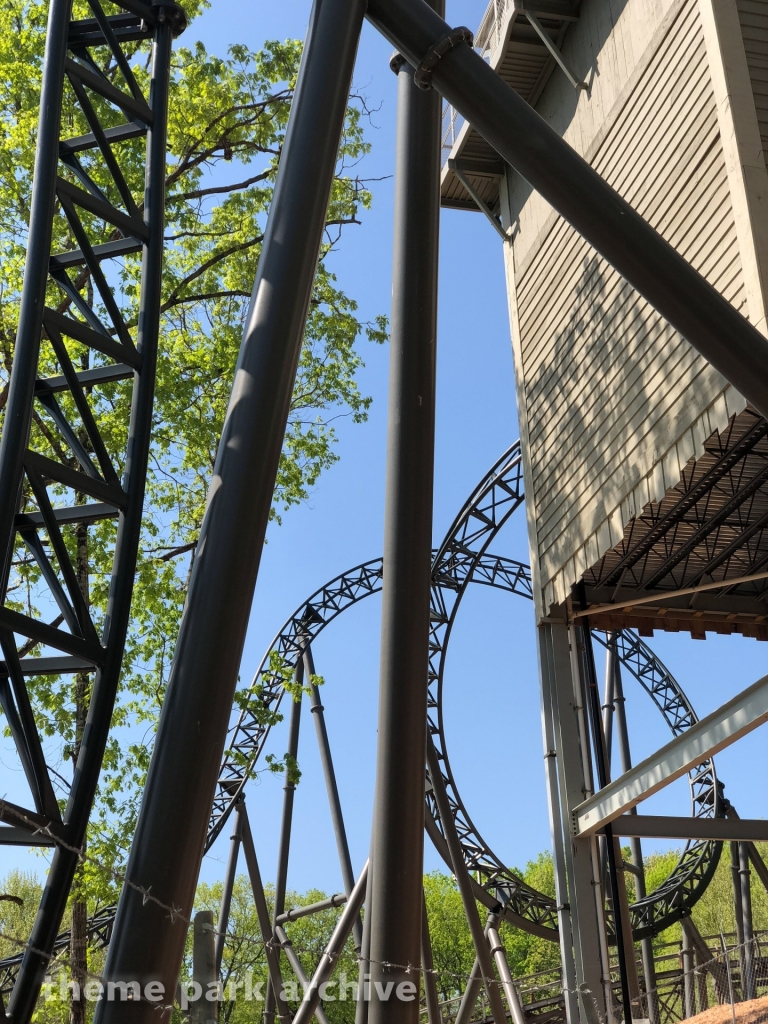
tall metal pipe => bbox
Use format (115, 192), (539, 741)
(453, 958), (482, 1024)
(95, 1), (366, 1017)
(366, 13), (441, 1023)
(486, 914), (526, 1024)
(611, 642), (658, 1024)
(421, 892), (442, 1024)
(730, 842), (746, 1001)
(274, 679), (303, 921)
(578, 626), (633, 1023)
(304, 645), (362, 949)
(355, 853), (373, 1024)
(537, 627), (580, 1024)
(365, 0), (768, 422)
(291, 864), (369, 1024)
(681, 926), (695, 1019)
(239, 807), (291, 1024)
(215, 798), (244, 978)
(426, 738), (506, 1024)
(265, 675), (303, 1024)
(739, 844), (755, 1000)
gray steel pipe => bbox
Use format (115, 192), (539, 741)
(275, 893), (347, 926)
(272, 926), (331, 1024)
(367, 26), (441, 1024)
(239, 807), (291, 1024)
(215, 798), (244, 977)
(266, 679), (303, 1024)
(453, 958), (482, 1024)
(611, 654), (659, 1024)
(421, 895), (442, 1024)
(292, 862), (369, 1024)
(486, 916), (526, 1024)
(305, 645), (362, 949)
(95, 1), (366, 1019)
(426, 738), (506, 1024)
(365, 0), (768, 421)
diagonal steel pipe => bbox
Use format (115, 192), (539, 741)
(365, 0), (768, 420)
(94, 0), (366, 1019)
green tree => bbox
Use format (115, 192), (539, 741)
(0, 0), (384, 1017)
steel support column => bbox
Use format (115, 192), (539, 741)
(739, 844), (755, 1000)
(95, 0), (366, 1017)
(543, 622), (609, 1020)
(366, 14), (441, 1024)
(304, 645), (362, 949)
(578, 626), (634, 1022)
(239, 807), (290, 1024)
(611, 649), (658, 1024)
(538, 625), (580, 1024)
(365, 0), (768, 421)
(266, 675), (303, 1024)
(215, 798), (244, 978)
(421, 892), (442, 1024)
(426, 738), (506, 1024)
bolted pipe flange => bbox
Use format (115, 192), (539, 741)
(389, 51), (408, 74)
(151, 0), (187, 37)
(413, 26), (473, 89)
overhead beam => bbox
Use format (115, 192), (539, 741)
(364, 0), (768, 421)
(608, 815), (768, 841)
(573, 674), (768, 835)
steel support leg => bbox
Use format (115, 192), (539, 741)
(578, 626), (634, 1022)
(239, 806), (291, 1024)
(426, 738), (506, 1024)
(95, 1), (366, 1017)
(215, 797), (244, 977)
(304, 645), (362, 949)
(454, 958), (482, 1024)
(355, 856), (373, 1024)
(487, 913), (526, 1024)
(730, 843), (748, 1001)
(739, 844), (755, 1000)
(544, 622), (609, 1020)
(265, 678), (303, 1024)
(367, 15), (441, 1024)
(538, 625), (580, 1024)
(272, 926), (331, 1024)
(611, 651), (658, 1024)
(682, 927), (695, 1019)
(421, 892), (442, 1024)
(292, 864), (369, 1024)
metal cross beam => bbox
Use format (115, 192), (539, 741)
(609, 815), (768, 842)
(574, 674), (768, 835)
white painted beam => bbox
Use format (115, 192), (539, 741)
(573, 674), (768, 836)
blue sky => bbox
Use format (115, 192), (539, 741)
(3, 0), (767, 913)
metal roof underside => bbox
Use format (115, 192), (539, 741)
(440, 0), (582, 213)
(580, 409), (768, 640)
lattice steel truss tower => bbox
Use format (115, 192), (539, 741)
(0, 1), (184, 1018)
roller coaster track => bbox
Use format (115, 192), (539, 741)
(0, 444), (727, 997)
